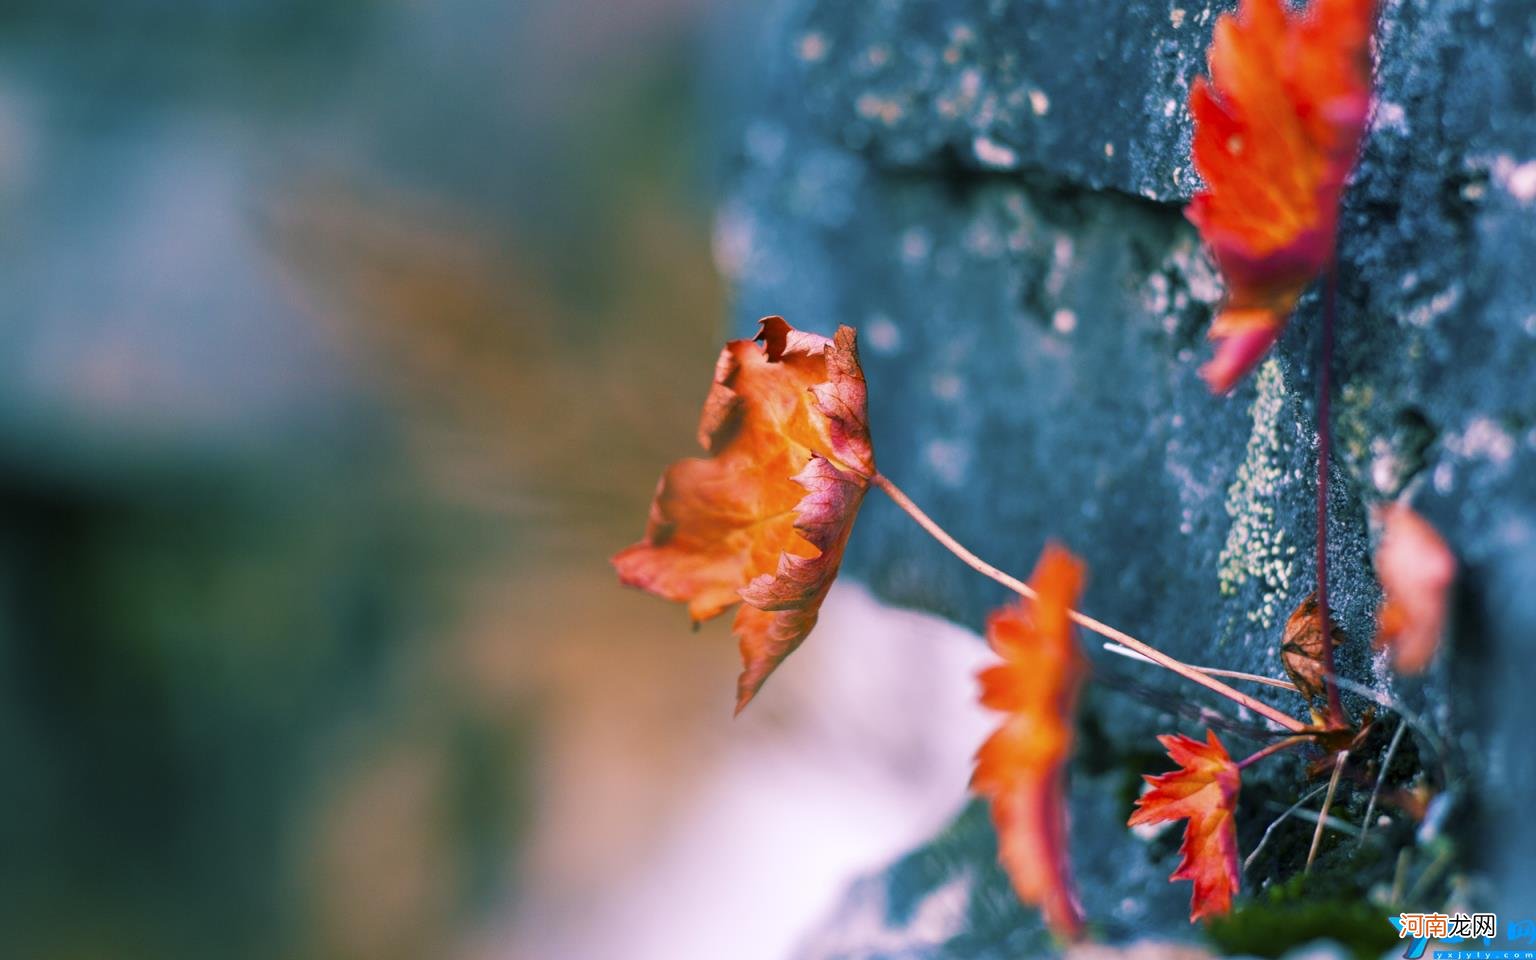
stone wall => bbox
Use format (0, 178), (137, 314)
(715, 0), (1536, 953)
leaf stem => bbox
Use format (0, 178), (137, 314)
(1316, 264), (1347, 728)
(1101, 642), (1300, 692)
(1237, 735), (1308, 770)
(871, 471), (1308, 733)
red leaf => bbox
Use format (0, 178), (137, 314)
(1128, 730), (1242, 922)
(1373, 504), (1455, 674)
(971, 544), (1088, 940)
(1188, 0), (1378, 392)
(613, 317), (874, 712)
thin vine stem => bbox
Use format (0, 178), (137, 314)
(1101, 642), (1300, 692)
(1237, 735), (1308, 770)
(1316, 263), (1347, 728)
(1358, 721), (1408, 848)
(1306, 749), (1348, 873)
(870, 471), (1308, 733)
(1245, 783), (1329, 873)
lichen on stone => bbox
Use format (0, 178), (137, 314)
(1335, 381), (1378, 489)
(1217, 359), (1298, 627)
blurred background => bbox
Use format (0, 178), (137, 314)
(0, 2), (990, 958)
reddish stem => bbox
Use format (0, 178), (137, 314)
(1237, 735), (1308, 770)
(870, 472), (1308, 733)
(1316, 264), (1346, 728)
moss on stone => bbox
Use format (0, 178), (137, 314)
(1204, 870), (1397, 960)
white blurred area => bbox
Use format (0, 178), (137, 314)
(497, 583), (995, 960)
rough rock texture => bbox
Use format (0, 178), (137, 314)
(713, 0), (1536, 954)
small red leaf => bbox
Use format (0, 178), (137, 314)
(1128, 730), (1242, 922)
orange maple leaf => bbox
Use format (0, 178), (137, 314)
(971, 544), (1088, 940)
(613, 316), (874, 713)
(1279, 592), (1346, 703)
(1373, 503), (1455, 674)
(1128, 730), (1242, 922)
(1188, 0), (1378, 392)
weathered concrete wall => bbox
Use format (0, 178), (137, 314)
(715, 0), (1536, 953)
